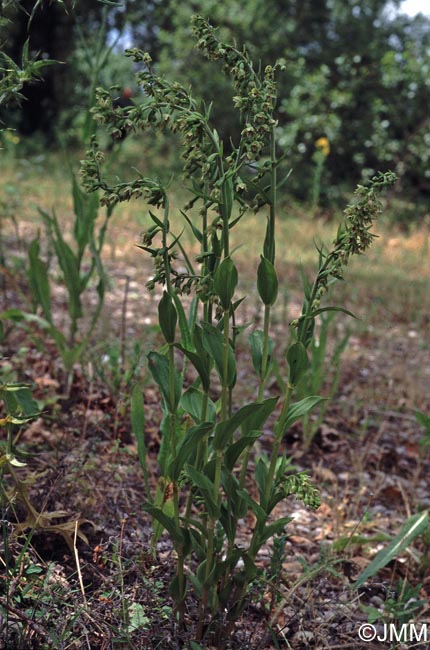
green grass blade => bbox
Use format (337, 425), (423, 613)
(353, 510), (429, 588)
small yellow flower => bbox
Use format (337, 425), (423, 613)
(3, 131), (20, 145)
(315, 136), (330, 156)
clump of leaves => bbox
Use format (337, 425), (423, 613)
(0, 176), (113, 389)
(81, 15), (396, 646)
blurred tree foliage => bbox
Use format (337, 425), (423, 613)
(2, 0), (430, 199)
(0, 0), (135, 142)
(148, 0), (430, 200)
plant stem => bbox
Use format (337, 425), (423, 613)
(221, 309), (230, 421)
(264, 383), (294, 505)
(268, 125), (277, 263)
(168, 340), (185, 622)
(159, 194), (185, 622)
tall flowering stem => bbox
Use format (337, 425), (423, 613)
(80, 14), (396, 646)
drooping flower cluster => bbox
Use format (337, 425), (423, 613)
(290, 171), (397, 342)
(80, 137), (166, 209)
(310, 171), (397, 312)
(191, 14), (282, 162)
(333, 170), (397, 264)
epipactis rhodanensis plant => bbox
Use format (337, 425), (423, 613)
(81, 15), (396, 644)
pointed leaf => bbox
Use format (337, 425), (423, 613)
(142, 503), (184, 545)
(254, 458), (269, 509)
(201, 322), (236, 388)
(257, 256), (278, 306)
(28, 238), (52, 322)
(158, 291), (177, 344)
(258, 517), (294, 546)
(309, 306), (357, 319)
(283, 395), (326, 432)
(353, 511), (429, 588)
(220, 174), (234, 220)
(224, 431), (262, 471)
(170, 291), (192, 350)
(236, 488), (266, 523)
(213, 399), (276, 451)
(130, 385), (150, 499)
(214, 257), (238, 310)
(286, 341), (309, 386)
(181, 210), (203, 244)
(241, 396), (278, 435)
(180, 387), (216, 424)
(175, 344), (210, 392)
(249, 329), (274, 379)
(147, 351), (182, 411)
(169, 421), (213, 481)
(185, 465), (220, 518)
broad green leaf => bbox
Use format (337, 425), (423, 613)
(353, 510), (429, 589)
(221, 470), (244, 523)
(169, 421), (213, 481)
(224, 431), (262, 470)
(157, 410), (174, 476)
(61, 344), (86, 372)
(10, 385), (39, 417)
(213, 399), (277, 451)
(148, 210), (165, 229)
(180, 387), (216, 424)
(188, 296), (199, 332)
(219, 502), (235, 541)
(282, 395), (326, 432)
(257, 256), (278, 306)
(175, 344), (210, 392)
(297, 316), (315, 349)
(241, 396), (278, 435)
(236, 488), (266, 523)
(147, 351), (182, 411)
(189, 574), (204, 600)
(263, 214), (275, 263)
(201, 322), (236, 388)
(300, 265), (312, 301)
(158, 291), (177, 344)
(185, 465), (220, 519)
(249, 329), (264, 376)
(286, 341), (309, 386)
(249, 329), (274, 379)
(214, 257), (238, 310)
(143, 502), (184, 545)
